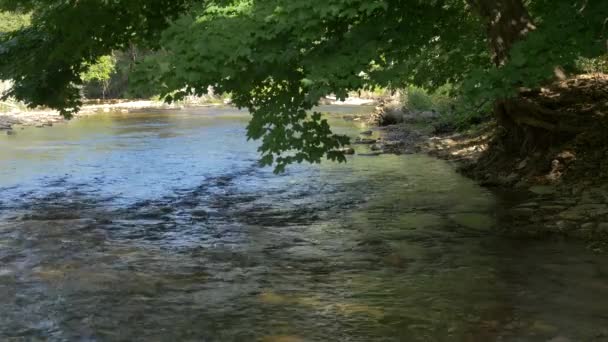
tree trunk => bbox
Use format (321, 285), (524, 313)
(468, 0), (535, 66)
(468, 0), (547, 154)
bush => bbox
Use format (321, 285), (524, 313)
(401, 84), (455, 114)
(402, 85), (434, 112)
(400, 84), (491, 132)
(436, 98), (491, 132)
(576, 55), (608, 74)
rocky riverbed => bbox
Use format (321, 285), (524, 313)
(5, 101), (608, 247)
(0, 110), (66, 132)
(3, 108), (608, 341)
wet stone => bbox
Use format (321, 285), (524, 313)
(340, 147), (355, 155)
(557, 204), (608, 221)
(358, 152), (383, 157)
(580, 222), (596, 230)
(354, 138), (377, 144)
(529, 185), (557, 195)
(0, 268), (14, 277)
(517, 202), (539, 208)
(539, 205), (567, 212)
(449, 213), (495, 230)
(556, 221), (576, 232)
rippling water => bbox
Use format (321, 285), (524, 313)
(1, 107), (607, 341)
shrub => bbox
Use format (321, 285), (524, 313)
(402, 85), (434, 112)
(400, 84), (491, 132)
(576, 55), (608, 74)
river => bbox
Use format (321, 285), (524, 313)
(1, 107), (607, 341)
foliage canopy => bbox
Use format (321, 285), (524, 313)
(1, 0), (607, 171)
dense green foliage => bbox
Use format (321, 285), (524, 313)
(0, 0), (190, 115)
(462, 1), (608, 102)
(1, 0), (607, 171)
(80, 47), (160, 100)
(400, 84), (490, 130)
(130, 0), (486, 171)
(0, 10), (29, 33)
(81, 55), (116, 100)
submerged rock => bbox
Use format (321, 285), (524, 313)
(559, 204), (608, 220)
(529, 185), (557, 195)
(340, 147), (355, 155)
(449, 213), (495, 230)
(354, 137), (377, 145)
(370, 144), (383, 151)
(358, 152), (383, 157)
(369, 101), (406, 126)
(191, 209), (208, 218)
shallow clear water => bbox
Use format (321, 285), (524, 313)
(1, 107), (607, 341)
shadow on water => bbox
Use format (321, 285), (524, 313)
(1, 107), (608, 341)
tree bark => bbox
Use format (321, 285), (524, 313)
(468, 0), (535, 66)
(468, 0), (550, 153)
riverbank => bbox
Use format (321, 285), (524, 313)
(0, 100), (198, 132)
(1, 95), (382, 133)
(363, 112), (608, 248)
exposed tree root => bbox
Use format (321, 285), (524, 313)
(462, 74), (608, 187)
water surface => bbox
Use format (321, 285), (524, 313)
(1, 107), (607, 341)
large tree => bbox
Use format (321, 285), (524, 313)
(1, 0), (607, 171)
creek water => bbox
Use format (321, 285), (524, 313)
(0, 107), (607, 341)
